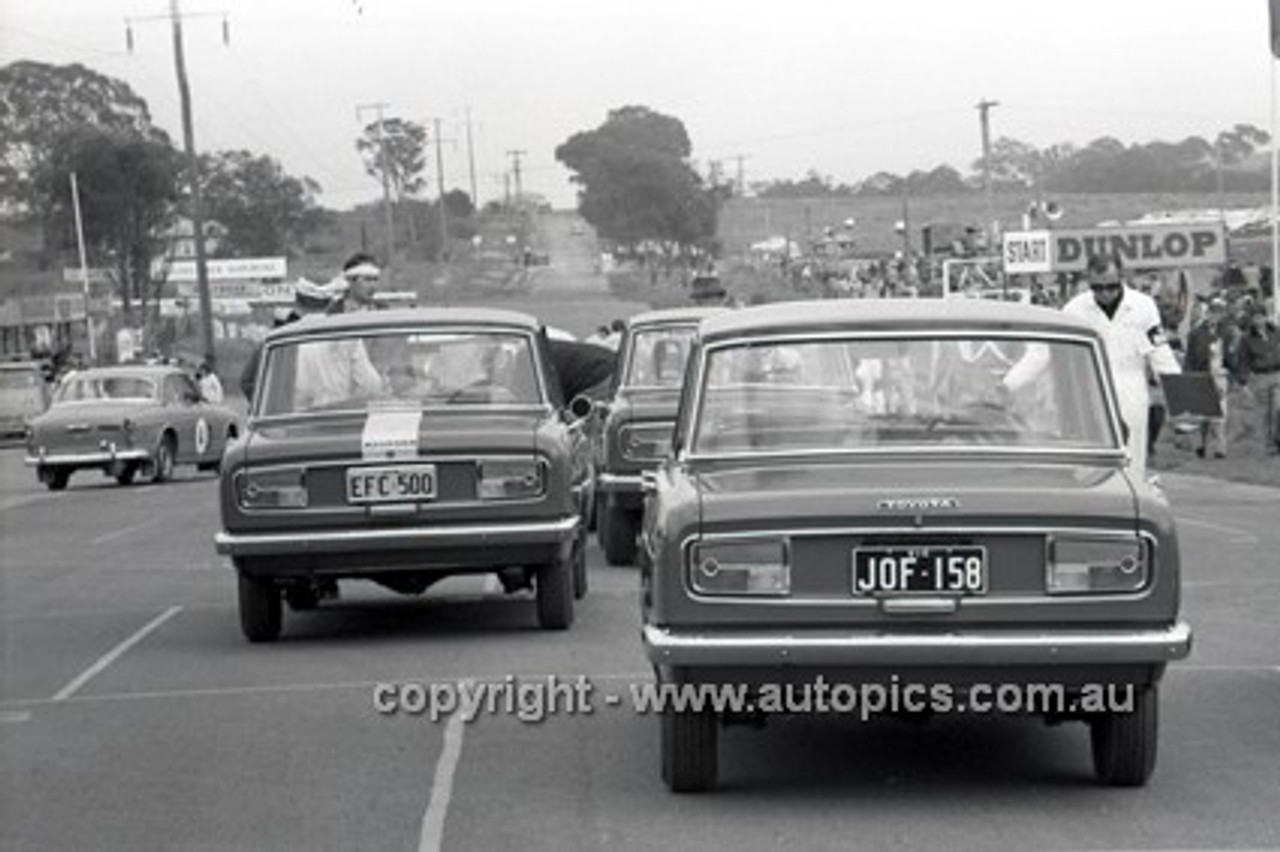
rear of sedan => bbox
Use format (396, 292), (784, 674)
(640, 302), (1192, 791)
(595, 312), (717, 566)
(216, 313), (587, 642)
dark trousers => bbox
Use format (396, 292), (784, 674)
(1148, 404), (1166, 454)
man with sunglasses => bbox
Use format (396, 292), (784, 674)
(1063, 252), (1181, 479)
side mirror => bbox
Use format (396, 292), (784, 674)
(568, 395), (594, 421)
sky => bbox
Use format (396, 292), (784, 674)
(2, 0), (1277, 211)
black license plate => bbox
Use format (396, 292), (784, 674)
(346, 464), (437, 504)
(852, 546), (987, 596)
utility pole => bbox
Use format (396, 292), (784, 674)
(356, 102), (395, 280)
(126, 1), (228, 368)
(465, 107), (478, 209)
(732, 153), (751, 197)
(977, 98), (999, 249)
(429, 117), (450, 260)
(69, 172), (97, 364)
(506, 150), (526, 205)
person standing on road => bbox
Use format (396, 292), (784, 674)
(1063, 252), (1181, 479)
(1183, 297), (1232, 459)
(1236, 307), (1280, 455)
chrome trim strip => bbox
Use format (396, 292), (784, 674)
(215, 515), (580, 555)
(25, 449), (149, 466)
(597, 472), (645, 492)
(676, 527), (1160, 607)
(641, 621), (1193, 665)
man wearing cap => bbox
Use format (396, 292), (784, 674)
(1063, 252), (1181, 479)
(239, 279), (335, 403)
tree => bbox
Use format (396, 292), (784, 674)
(0, 61), (168, 221)
(555, 106), (721, 258)
(355, 117), (427, 199)
(442, 188), (474, 219)
(35, 128), (182, 317)
(199, 149), (325, 257)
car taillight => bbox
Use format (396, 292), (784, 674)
(476, 457), (544, 500)
(1047, 537), (1147, 594)
(689, 539), (790, 596)
(620, 422), (673, 462)
(236, 467), (308, 509)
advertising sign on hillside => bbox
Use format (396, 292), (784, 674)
(1003, 222), (1227, 274)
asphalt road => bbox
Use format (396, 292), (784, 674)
(3, 218), (1279, 851)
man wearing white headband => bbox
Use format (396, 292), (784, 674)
(341, 251), (381, 311)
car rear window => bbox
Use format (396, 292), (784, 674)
(258, 329), (544, 416)
(692, 334), (1117, 454)
(624, 325), (697, 388)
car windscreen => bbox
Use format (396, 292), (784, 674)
(257, 329), (543, 416)
(53, 375), (156, 403)
(624, 325), (697, 388)
(692, 334), (1117, 454)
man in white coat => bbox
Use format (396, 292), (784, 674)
(1063, 253), (1181, 480)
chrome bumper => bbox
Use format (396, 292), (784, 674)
(596, 472), (645, 493)
(25, 448), (150, 467)
(215, 515), (581, 557)
(642, 622), (1193, 667)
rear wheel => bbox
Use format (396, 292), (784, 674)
(600, 504), (639, 566)
(660, 705), (719, 793)
(151, 435), (176, 483)
(237, 572), (282, 643)
(536, 557), (574, 630)
(1090, 686), (1158, 787)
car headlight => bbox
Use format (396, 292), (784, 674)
(1047, 537), (1147, 594)
(236, 467), (308, 509)
(620, 422), (673, 462)
(477, 457), (545, 500)
(689, 539), (790, 596)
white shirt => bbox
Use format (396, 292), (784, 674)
(1063, 286), (1181, 381)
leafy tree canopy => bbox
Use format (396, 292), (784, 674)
(356, 117), (426, 199)
(556, 105), (719, 251)
(0, 60), (168, 218)
(35, 127), (182, 312)
(199, 149), (325, 258)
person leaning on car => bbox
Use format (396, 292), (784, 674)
(1062, 252), (1181, 478)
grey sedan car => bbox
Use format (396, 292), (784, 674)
(641, 299), (1192, 791)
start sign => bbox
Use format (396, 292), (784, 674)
(1003, 223), (1226, 274)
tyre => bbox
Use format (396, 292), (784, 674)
(1090, 686), (1158, 787)
(600, 504), (639, 566)
(660, 705), (719, 793)
(572, 534), (588, 600)
(115, 463), (138, 486)
(536, 558), (574, 630)
(43, 467), (70, 491)
(151, 435), (176, 483)
(238, 572), (282, 643)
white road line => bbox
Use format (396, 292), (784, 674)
(89, 519), (158, 546)
(1176, 517), (1260, 541)
(419, 678), (472, 852)
(50, 606), (183, 702)
(0, 710), (32, 723)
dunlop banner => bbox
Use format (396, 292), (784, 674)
(1003, 222), (1226, 274)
